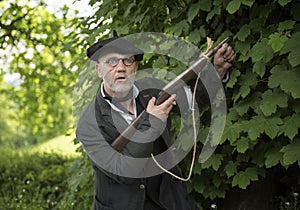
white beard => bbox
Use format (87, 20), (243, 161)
(103, 74), (135, 94)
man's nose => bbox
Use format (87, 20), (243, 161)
(115, 60), (126, 71)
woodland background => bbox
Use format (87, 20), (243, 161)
(0, 0), (299, 209)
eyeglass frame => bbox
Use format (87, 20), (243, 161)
(99, 56), (136, 67)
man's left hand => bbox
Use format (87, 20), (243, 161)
(213, 43), (235, 80)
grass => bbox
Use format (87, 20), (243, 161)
(29, 134), (80, 157)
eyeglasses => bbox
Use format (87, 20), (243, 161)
(101, 57), (135, 67)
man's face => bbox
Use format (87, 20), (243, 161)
(96, 52), (138, 96)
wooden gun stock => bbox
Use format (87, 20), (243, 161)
(111, 37), (229, 152)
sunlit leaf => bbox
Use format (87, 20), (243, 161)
(268, 32), (288, 52)
(241, 0), (255, 7)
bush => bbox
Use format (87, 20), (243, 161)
(59, 152), (94, 210)
(0, 149), (73, 210)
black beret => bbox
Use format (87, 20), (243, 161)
(87, 36), (144, 62)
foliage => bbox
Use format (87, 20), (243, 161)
(0, 0), (81, 143)
(70, 0), (300, 208)
(0, 76), (24, 147)
(1, 0), (299, 209)
(0, 148), (73, 210)
(59, 148), (94, 210)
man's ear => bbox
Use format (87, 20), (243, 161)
(96, 64), (103, 78)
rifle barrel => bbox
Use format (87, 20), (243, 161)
(111, 37), (229, 152)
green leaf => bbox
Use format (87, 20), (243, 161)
(241, 0), (254, 7)
(235, 41), (251, 56)
(172, 20), (189, 36)
(226, 0), (241, 14)
(278, 0), (292, 7)
(268, 32), (288, 52)
(269, 65), (300, 99)
(253, 60), (265, 78)
(226, 68), (241, 88)
(199, 0), (212, 12)
(281, 140), (300, 165)
(199, 25), (207, 38)
(201, 154), (223, 171)
(192, 175), (211, 194)
(187, 2), (200, 23)
(281, 113), (300, 139)
(234, 101), (250, 116)
(249, 38), (274, 63)
(224, 161), (237, 177)
(234, 24), (250, 42)
(207, 185), (226, 199)
(206, 6), (221, 22)
(259, 90), (288, 117)
(278, 20), (296, 32)
(265, 147), (283, 168)
(212, 174), (222, 187)
(264, 117), (283, 139)
(232, 167), (259, 189)
(247, 115), (283, 140)
(221, 117), (243, 144)
(280, 32), (300, 67)
(189, 29), (201, 44)
(123, 2), (136, 18)
(235, 92), (260, 116)
(245, 167), (259, 181)
(233, 71), (257, 102)
(236, 137), (249, 153)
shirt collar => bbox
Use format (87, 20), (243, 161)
(100, 83), (139, 115)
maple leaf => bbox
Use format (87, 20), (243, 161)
(224, 161), (237, 178)
(259, 89), (288, 116)
(269, 65), (300, 99)
(232, 167), (259, 189)
(281, 140), (300, 165)
(281, 113), (300, 139)
(265, 147), (283, 168)
(280, 32), (300, 67)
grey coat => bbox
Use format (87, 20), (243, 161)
(76, 77), (211, 210)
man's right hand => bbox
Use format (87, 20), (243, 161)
(146, 94), (176, 122)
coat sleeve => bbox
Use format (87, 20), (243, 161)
(76, 98), (169, 184)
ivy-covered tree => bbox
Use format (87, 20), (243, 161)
(69, 0), (300, 209)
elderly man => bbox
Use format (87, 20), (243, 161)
(76, 33), (234, 210)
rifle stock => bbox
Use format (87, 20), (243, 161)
(111, 37), (229, 152)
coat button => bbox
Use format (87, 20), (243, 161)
(139, 184), (145, 189)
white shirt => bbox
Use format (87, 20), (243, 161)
(101, 83), (193, 124)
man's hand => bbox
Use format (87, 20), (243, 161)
(146, 94), (176, 122)
(213, 43), (235, 80)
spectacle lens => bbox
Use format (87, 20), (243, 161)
(104, 57), (135, 67)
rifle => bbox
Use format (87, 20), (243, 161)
(111, 37), (229, 152)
